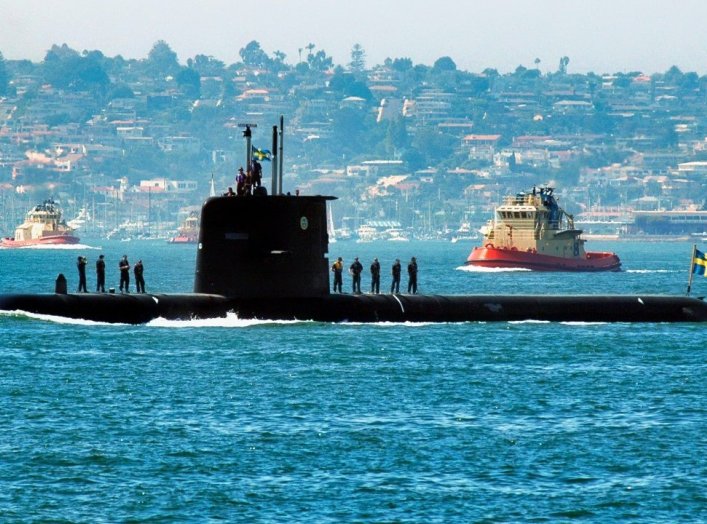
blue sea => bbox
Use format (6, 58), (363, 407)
(1, 239), (705, 522)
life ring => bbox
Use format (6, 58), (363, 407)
(485, 243), (494, 249)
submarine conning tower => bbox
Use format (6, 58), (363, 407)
(194, 194), (335, 298)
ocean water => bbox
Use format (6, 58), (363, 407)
(1, 239), (705, 522)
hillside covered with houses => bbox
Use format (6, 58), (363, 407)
(1, 40), (706, 239)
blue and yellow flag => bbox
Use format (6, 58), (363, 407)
(252, 146), (271, 161)
(693, 248), (707, 276)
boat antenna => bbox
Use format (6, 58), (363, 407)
(271, 124), (278, 195)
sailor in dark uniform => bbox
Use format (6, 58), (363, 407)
(134, 259), (146, 293)
(119, 255), (130, 293)
(77, 256), (88, 293)
(96, 254), (106, 293)
(251, 158), (262, 188)
(407, 256), (418, 294)
(370, 257), (381, 294)
(350, 257), (363, 294)
(391, 259), (401, 294)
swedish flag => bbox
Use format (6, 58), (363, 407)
(693, 249), (707, 276)
(252, 146), (271, 161)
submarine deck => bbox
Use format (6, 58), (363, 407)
(0, 292), (705, 324)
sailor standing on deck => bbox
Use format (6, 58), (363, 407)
(350, 257), (363, 294)
(76, 256), (88, 293)
(119, 255), (130, 293)
(407, 256), (418, 294)
(331, 257), (343, 293)
(370, 257), (381, 294)
(391, 259), (401, 294)
(96, 254), (106, 293)
(134, 259), (146, 294)
(251, 158), (262, 188)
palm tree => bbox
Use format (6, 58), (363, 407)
(306, 43), (315, 58)
(559, 56), (570, 74)
(273, 50), (286, 63)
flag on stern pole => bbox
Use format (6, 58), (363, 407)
(252, 146), (271, 161)
(686, 245), (706, 295)
(692, 248), (706, 276)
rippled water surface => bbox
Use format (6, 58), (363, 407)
(1, 240), (705, 521)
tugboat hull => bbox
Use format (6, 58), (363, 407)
(167, 235), (198, 244)
(1, 234), (81, 248)
(467, 246), (621, 272)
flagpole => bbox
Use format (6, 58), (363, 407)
(271, 125), (278, 195)
(278, 115), (284, 195)
(687, 244), (697, 295)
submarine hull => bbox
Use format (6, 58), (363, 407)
(1, 293), (705, 324)
(0, 293), (230, 324)
(230, 294), (707, 323)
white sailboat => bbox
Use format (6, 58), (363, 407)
(327, 204), (337, 243)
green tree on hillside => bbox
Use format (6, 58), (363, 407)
(331, 106), (374, 154)
(271, 50), (287, 72)
(329, 71), (372, 100)
(42, 44), (110, 95)
(176, 67), (201, 99)
(147, 40), (180, 77)
(349, 44), (366, 73)
(389, 57), (413, 72)
(308, 49), (333, 72)
(663, 65), (683, 84)
(433, 56), (457, 72)
(106, 83), (135, 101)
(384, 116), (409, 156)
(558, 56), (570, 74)
(239, 41), (271, 68)
(188, 54), (226, 77)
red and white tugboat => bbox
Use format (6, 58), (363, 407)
(168, 211), (199, 244)
(1, 199), (80, 247)
(466, 187), (621, 271)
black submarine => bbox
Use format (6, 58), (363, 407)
(1, 119), (706, 324)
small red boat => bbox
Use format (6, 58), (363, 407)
(1, 200), (80, 248)
(466, 187), (621, 272)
